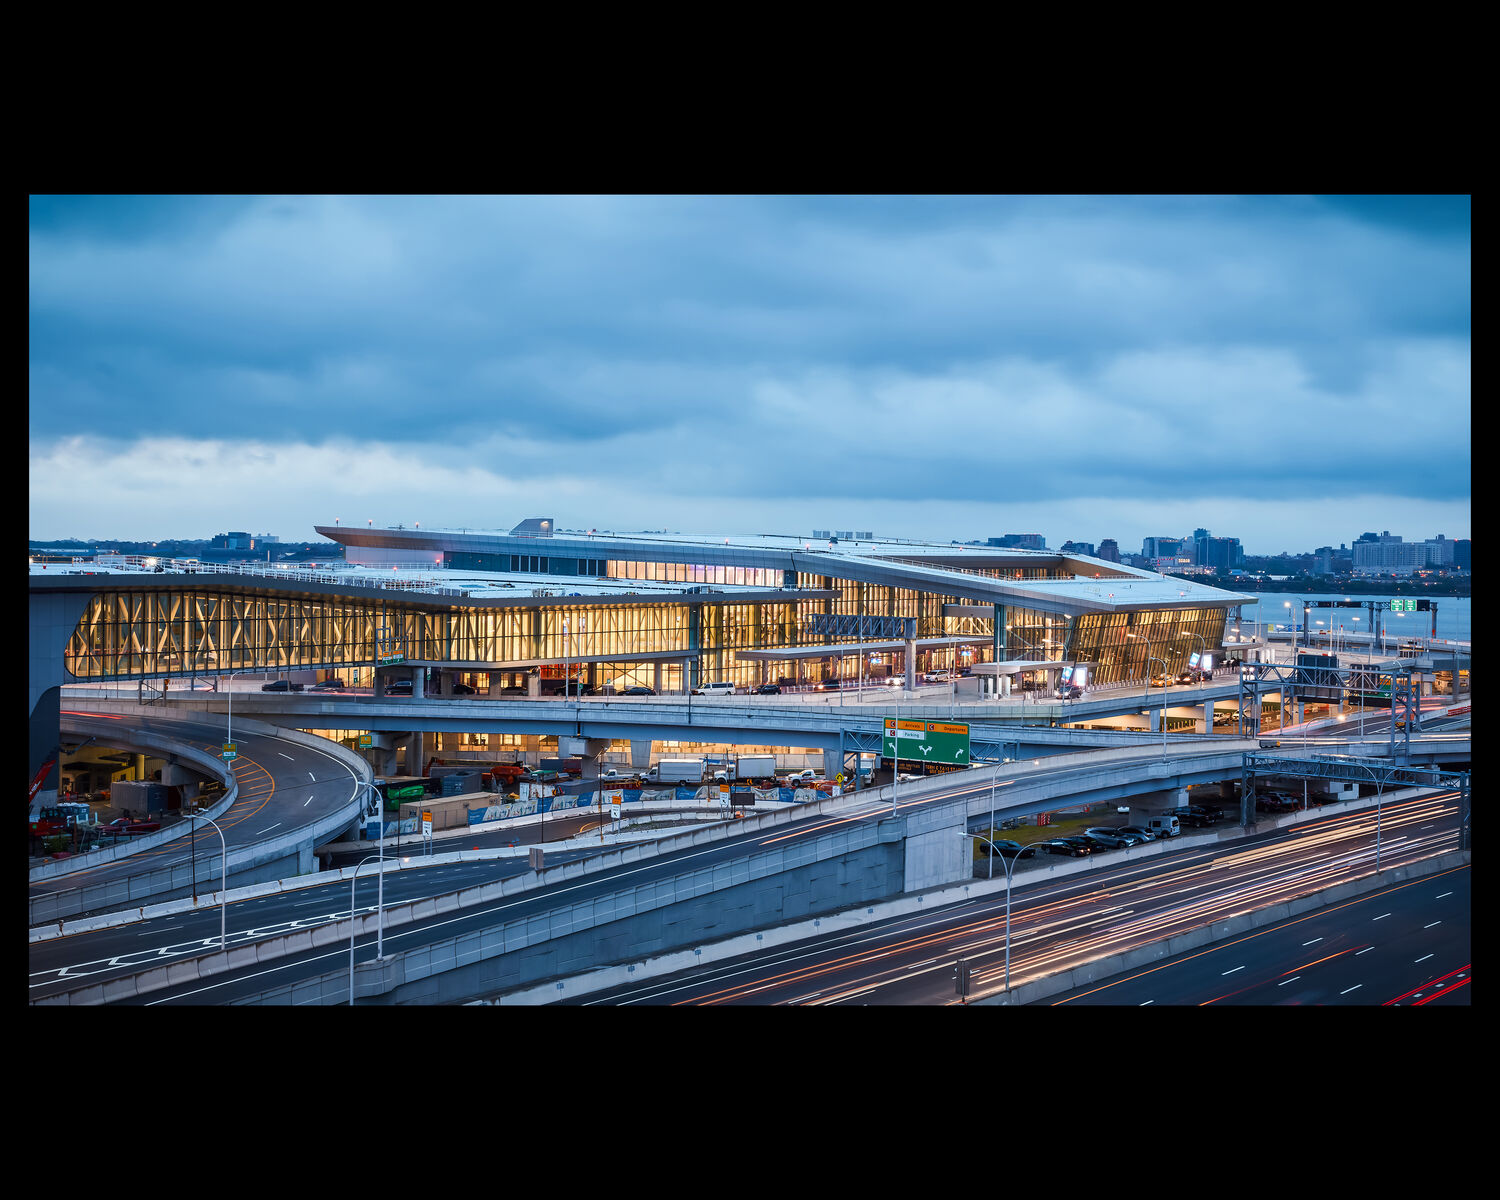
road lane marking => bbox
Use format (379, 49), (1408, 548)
(1278, 976), (1300, 986)
(1415, 954), (1434, 963)
(1221, 965), (1245, 975)
(1424, 921), (1442, 928)
(1139, 1000), (1154, 1005)
(1373, 913), (1391, 921)
(1435, 891), (1452, 898)
(1302, 938), (1323, 946)
(279, 753), (294, 760)
(1340, 984), (1362, 995)
(1356, 947), (1374, 955)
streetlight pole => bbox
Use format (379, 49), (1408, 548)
(891, 700), (899, 816)
(958, 829), (1022, 993)
(181, 811), (227, 952)
(371, 780), (386, 960)
(1146, 656), (1168, 757)
(348, 853), (384, 1006)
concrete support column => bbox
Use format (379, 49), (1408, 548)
(409, 731), (426, 776)
(1001, 675), (1012, 698)
(527, 674), (541, 698)
(654, 661), (662, 693)
(1150, 708), (1162, 733)
(905, 640), (917, 691)
(821, 748), (843, 779)
(411, 671), (425, 700)
(1197, 703), (1209, 734)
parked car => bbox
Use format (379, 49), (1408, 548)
(1171, 804), (1224, 827)
(622, 685), (656, 696)
(959, 667), (973, 677)
(692, 681), (737, 696)
(752, 683), (781, 694)
(500, 685), (527, 695)
(385, 680), (413, 696)
(308, 678), (345, 691)
(1255, 793), (1299, 813)
(1037, 837), (1093, 857)
(1080, 831), (1133, 851)
(784, 769), (818, 783)
(261, 679), (303, 692)
(1084, 826), (1140, 847)
(98, 816), (162, 836)
(814, 678), (842, 691)
(450, 682), (477, 695)
(979, 838), (1037, 859)
(1117, 825), (1158, 843)
(1056, 684), (1084, 700)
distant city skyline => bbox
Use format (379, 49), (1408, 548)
(29, 195), (1470, 552)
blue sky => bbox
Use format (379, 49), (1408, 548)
(28, 194), (1470, 554)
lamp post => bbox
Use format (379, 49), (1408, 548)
(180, 811), (227, 952)
(369, 780), (386, 959)
(1146, 656), (1168, 758)
(957, 828), (1022, 993)
(348, 853), (386, 1006)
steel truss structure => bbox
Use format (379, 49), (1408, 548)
(1234, 659), (1421, 759)
(1239, 751), (1470, 837)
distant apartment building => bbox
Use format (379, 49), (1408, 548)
(1454, 539), (1471, 570)
(1352, 540), (1427, 573)
(1060, 540), (1096, 557)
(1421, 535), (1454, 566)
(1142, 536), (1184, 559)
(1196, 536), (1243, 570)
(1096, 539), (1121, 563)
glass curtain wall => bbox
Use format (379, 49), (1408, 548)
(1067, 607), (1232, 685)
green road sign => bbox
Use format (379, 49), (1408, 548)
(884, 719), (970, 766)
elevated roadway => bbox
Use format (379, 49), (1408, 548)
(31, 710), (369, 924)
(31, 738), (1272, 1005)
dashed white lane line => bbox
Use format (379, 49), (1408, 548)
(1278, 976), (1300, 986)
(279, 753), (295, 761)
(1373, 913), (1392, 921)
(1356, 947), (1374, 956)
(1415, 954), (1435, 963)
(1340, 984), (1363, 995)
(1221, 965), (1245, 976)
(1424, 921), (1442, 929)
(1302, 938), (1323, 946)
(1436, 891), (1453, 898)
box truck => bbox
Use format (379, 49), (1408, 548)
(645, 758), (708, 784)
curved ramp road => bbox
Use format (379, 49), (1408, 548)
(33, 711), (364, 909)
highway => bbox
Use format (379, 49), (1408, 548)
(1046, 866), (1470, 1005)
(549, 791), (1465, 1005)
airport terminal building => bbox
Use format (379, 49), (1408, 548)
(37, 520), (1255, 696)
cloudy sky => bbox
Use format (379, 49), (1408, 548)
(28, 195), (1470, 555)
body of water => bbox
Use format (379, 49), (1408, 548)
(1231, 593), (1470, 643)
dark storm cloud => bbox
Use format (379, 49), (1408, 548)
(29, 194), (1469, 533)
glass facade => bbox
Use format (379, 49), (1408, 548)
(1066, 607), (1228, 685)
(60, 581), (1236, 690)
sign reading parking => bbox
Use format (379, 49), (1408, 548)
(883, 719), (969, 765)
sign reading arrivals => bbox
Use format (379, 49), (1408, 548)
(883, 719), (970, 766)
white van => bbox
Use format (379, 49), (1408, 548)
(1145, 814), (1181, 838)
(694, 681), (736, 696)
